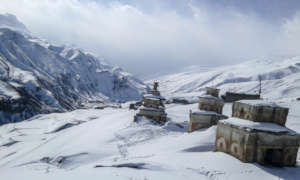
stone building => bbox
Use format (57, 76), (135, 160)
(189, 87), (228, 132)
(215, 100), (300, 166)
(232, 100), (289, 126)
(205, 87), (220, 98)
(134, 82), (167, 124)
(189, 111), (227, 132)
(198, 95), (224, 114)
(221, 92), (260, 102)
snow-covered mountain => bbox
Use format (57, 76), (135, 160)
(0, 13), (299, 180)
(152, 56), (300, 101)
(0, 13), (30, 35)
(0, 14), (147, 124)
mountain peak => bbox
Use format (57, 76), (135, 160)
(0, 13), (30, 35)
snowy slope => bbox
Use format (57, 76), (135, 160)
(0, 14), (147, 123)
(0, 14), (30, 35)
(0, 100), (299, 179)
(153, 57), (300, 101)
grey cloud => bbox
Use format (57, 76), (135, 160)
(0, 0), (300, 78)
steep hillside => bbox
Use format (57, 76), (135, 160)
(0, 14), (147, 124)
(153, 57), (300, 101)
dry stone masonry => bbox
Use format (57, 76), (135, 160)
(221, 92), (260, 102)
(189, 87), (228, 132)
(232, 100), (289, 126)
(134, 82), (167, 124)
(215, 100), (300, 167)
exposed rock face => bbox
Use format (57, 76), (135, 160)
(0, 14), (147, 124)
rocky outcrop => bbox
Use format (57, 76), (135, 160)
(0, 14), (147, 124)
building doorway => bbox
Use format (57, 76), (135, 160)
(264, 149), (283, 167)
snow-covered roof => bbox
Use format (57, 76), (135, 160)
(139, 106), (165, 112)
(191, 110), (226, 117)
(199, 95), (223, 101)
(237, 100), (287, 108)
(219, 118), (298, 135)
(143, 94), (165, 100)
(144, 97), (161, 101)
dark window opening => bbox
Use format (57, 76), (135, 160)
(240, 108), (245, 117)
(264, 149), (283, 167)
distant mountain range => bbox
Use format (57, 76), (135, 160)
(153, 56), (300, 101)
(0, 13), (147, 124)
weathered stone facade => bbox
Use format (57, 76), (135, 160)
(205, 87), (220, 98)
(221, 92), (260, 102)
(215, 100), (300, 167)
(232, 100), (289, 126)
(134, 82), (167, 124)
(188, 88), (227, 132)
(189, 111), (227, 132)
(198, 95), (224, 114)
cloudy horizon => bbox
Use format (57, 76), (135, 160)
(1, 0), (300, 78)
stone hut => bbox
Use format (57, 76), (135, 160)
(205, 87), (220, 97)
(198, 95), (224, 114)
(189, 111), (227, 132)
(215, 100), (300, 166)
(134, 82), (167, 124)
(221, 92), (260, 102)
(232, 100), (289, 126)
(189, 87), (228, 132)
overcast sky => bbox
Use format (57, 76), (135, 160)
(1, 0), (300, 78)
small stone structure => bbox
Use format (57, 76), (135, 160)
(198, 95), (224, 114)
(215, 100), (300, 166)
(232, 100), (289, 126)
(189, 111), (227, 132)
(134, 82), (167, 124)
(205, 87), (220, 97)
(189, 87), (228, 132)
(221, 92), (260, 102)
(149, 81), (161, 96)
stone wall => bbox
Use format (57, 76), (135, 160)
(221, 92), (260, 102)
(232, 101), (289, 126)
(198, 96), (224, 114)
(143, 98), (162, 108)
(215, 121), (300, 166)
(205, 87), (220, 97)
(189, 111), (227, 132)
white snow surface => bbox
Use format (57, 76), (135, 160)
(220, 117), (298, 135)
(151, 56), (300, 101)
(0, 13), (299, 180)
(0, 100), (299, 180)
